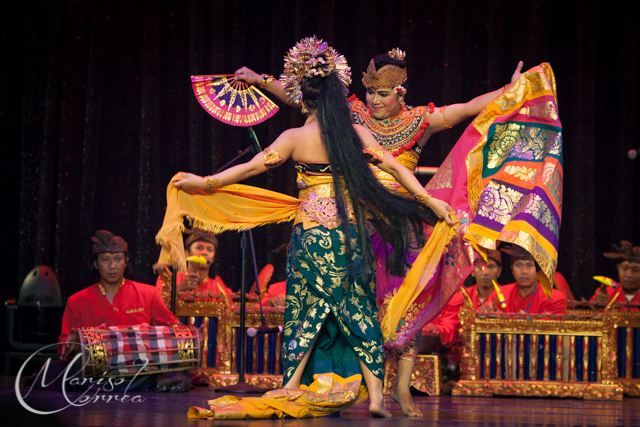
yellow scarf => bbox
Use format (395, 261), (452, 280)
(155, 174), (300, 271)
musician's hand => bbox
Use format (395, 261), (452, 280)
(593, 285), (610, 305)
(197, 324), (206, 350)
(267, 294), (286, 307)
(421, 323), (439, 336)
(172, 173), (207, 191)
(478, 298), (498, 313)
(62, 328), (80, 360)
(234, 66), (263, 86)
(178, 273), (199, 293)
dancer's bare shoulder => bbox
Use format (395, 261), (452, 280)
(285, 122), (328, 163)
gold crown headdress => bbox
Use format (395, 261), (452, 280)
(362, 48), (408, 89)
(280, 36), (351, 105)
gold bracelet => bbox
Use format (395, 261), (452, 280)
(414, 192), (433, 206)
(501, 83), (512, 93)
(204, 176), (222, 190)
(439, 105), (452, 129)
(259, 74), (275, 89)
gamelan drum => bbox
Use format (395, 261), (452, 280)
(76, 323), (201, 378)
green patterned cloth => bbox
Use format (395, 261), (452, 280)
(283, 224), (385, 386)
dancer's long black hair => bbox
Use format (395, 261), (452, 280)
(301, 73), (437, 277)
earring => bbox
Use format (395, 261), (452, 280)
(399, 97), (406, 106)
(301, 105), (309, 115)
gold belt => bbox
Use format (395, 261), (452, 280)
(294, 183), (354, 230)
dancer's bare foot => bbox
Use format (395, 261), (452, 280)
(391, 385), (423, 417)
(369, 401), (392, 418)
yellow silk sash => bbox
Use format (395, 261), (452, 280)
(155, 174), (301, 271)
(380, 218), (458, 342)
(187, 373), (368, 419)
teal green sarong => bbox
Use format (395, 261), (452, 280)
(282, 224), (385, 386)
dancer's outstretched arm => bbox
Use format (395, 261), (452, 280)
(355, 125), (456, 226)
(426, 61), (524, 135)
(173, 129), (296, 191)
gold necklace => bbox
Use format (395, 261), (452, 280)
(99, 278), (125, 296)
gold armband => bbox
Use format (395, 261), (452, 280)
(414, 191), (433, 206)
(263, 147), (284, 169)
(259, 74), (275, 89)
(363, 146), (387, 164)
(439, 105), (452, 129)
(204, 176), (222, 189)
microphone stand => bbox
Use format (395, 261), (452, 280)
(215, 127), (271, 394)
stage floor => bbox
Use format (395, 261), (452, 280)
(2, 376), (638, 427)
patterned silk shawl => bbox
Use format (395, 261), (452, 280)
(379, 63), (562, 346)
(428, 63), (562, 297)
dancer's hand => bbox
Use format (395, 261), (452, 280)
(511, 61), (524, 83)
(427, 197), (456, 226)
(172, 173), (206, 190)
(234, 66), (263, 86)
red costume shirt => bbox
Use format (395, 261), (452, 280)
(59, 279), (178, 353)
(488, 283), (567, 315)
(425, 285), (496, 347)
(590, 286), (640, 310)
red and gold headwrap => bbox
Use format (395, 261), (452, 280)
(280, 36), (351, 105)
(604, 240), (640, 264)
(91, 230), (128, 254)
(362, 48), (408, 89)
(184, 228), (219, 250)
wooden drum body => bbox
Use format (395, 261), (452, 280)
(77, 323), (201, 378)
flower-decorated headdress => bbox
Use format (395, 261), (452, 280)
(362, 48), (408, 90)
(604, 240), (640, 264)
(280, 36), (351, 105)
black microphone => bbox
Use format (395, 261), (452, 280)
(628, 148), (639, 160)
(248, 126), (262, 154)
(246, 325), (283, 337)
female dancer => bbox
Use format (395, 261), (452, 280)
(235, 51), (523, 416)
(168, 37), (454, 418)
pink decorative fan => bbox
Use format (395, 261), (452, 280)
(191, 75), (279, 127)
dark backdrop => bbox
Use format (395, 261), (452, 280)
(1, 0), (639, 333)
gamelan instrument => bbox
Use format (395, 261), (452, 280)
(76, 323), (201, 378)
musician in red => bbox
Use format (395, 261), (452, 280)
(590, 241), (640, 310)
(58, 230), (178, 354)
(419, 249), (503, 352)
(482, 245), (566, 315)
(45, 231), (190, 392)
(155, 229), (232, 302)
